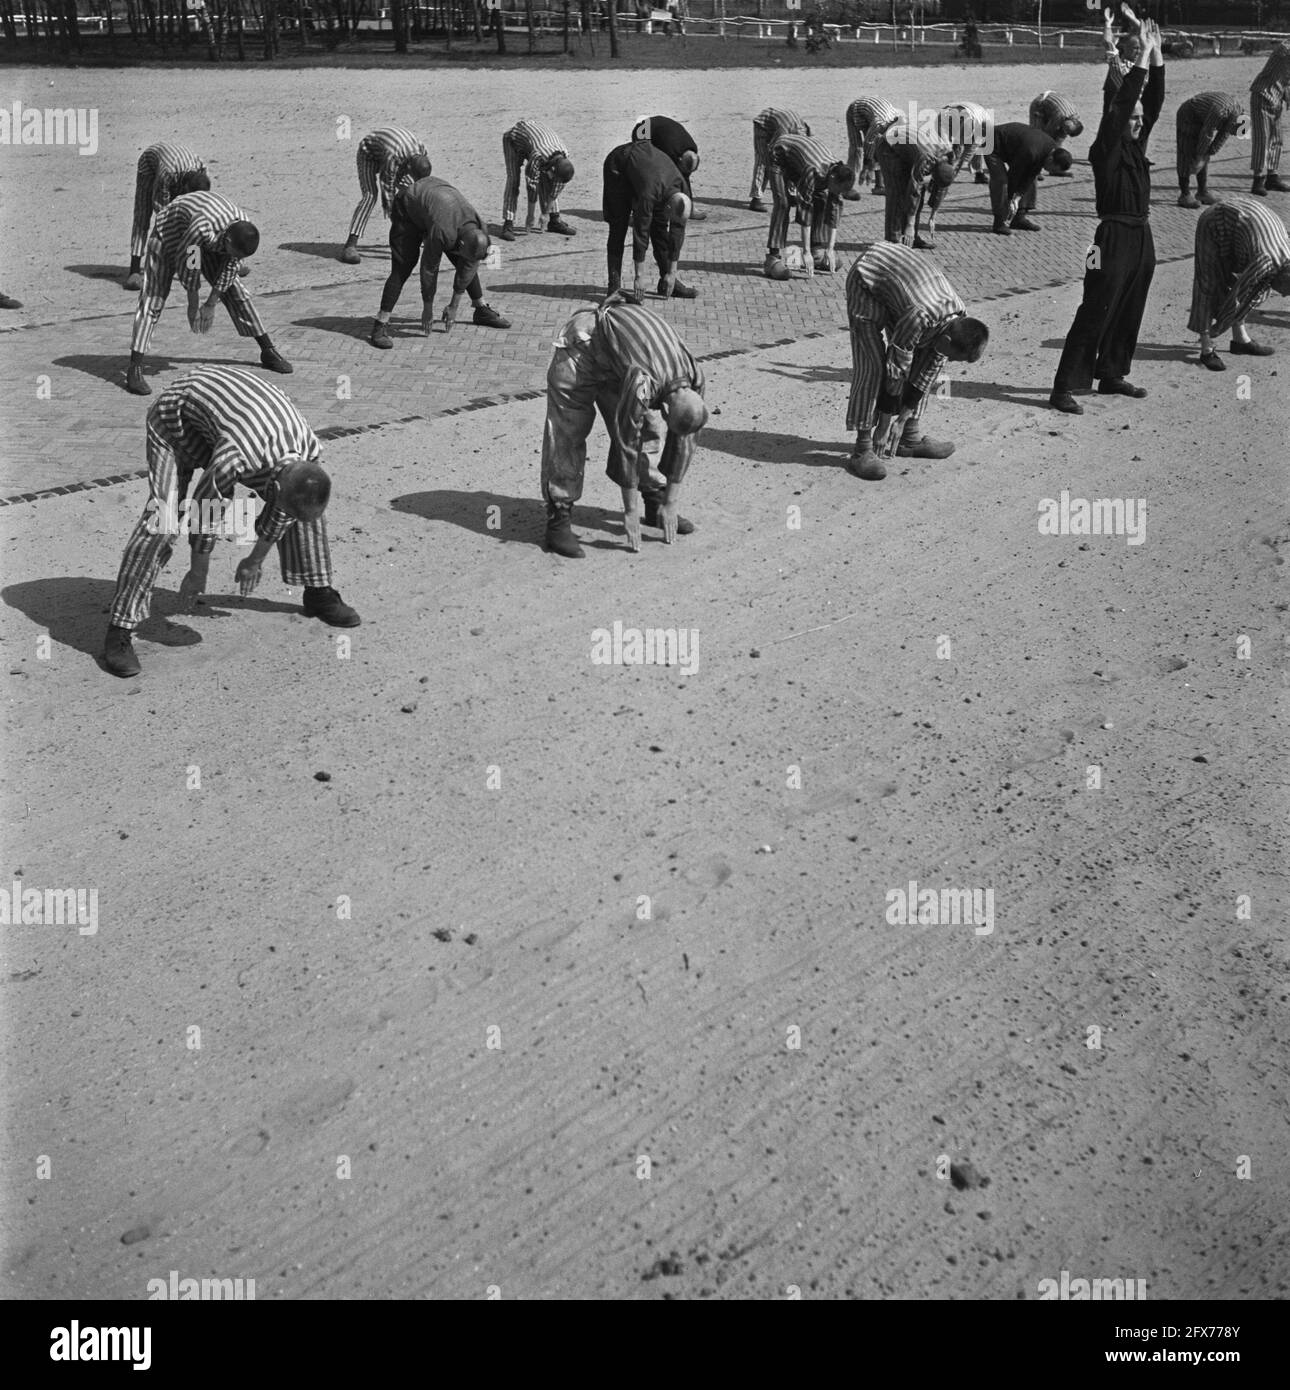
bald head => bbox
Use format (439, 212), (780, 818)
(457, 225), (491, 263)
(678, 149), (699, 176)
(663, 387), (708, 436)
(277, 458), (331, 522)
(224, 220), (259, 258)
(175, 168), (210, 196)
(407, 152), (433, 181)
(551, 155), (575, 184)
(666, 191), (692, 224)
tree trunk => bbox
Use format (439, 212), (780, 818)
(606, 0), (617, 56)
(235, 0), (246, 55)
(263, 0), (277, 55)
(391, 0), (406, 50)
(525, 0), (533, 51)
(471, 0), (481, 40)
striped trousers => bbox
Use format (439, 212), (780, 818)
(845, 110), (896, 185)
(846, 293), (932, 433)
(130, 238), (264, 354)
(502, 132), (562, 223)
(875, 147), (928, 244)
(1250, 98), (1284, 175)
(1177, 113), (1234, 183)
(541, 334), (675, 505)
(767, 172), (835, 254)
(347, 142), (412, 241)
(750, 118), (787, 200)
(130, 149), (195, 259)
(109, 419), (332, 630)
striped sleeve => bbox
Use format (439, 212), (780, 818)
(514, 119), (566, 198)
(1208, 198), (1290, 337)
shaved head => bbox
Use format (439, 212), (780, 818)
(176, 169), (210, 196)
(552, 155), (575, 184)
(224, 220), (259, 258)
(277, 458), (331, 521)
(457, 225), (490, 262)
(663, 387), (707, 435)
(407, 152), (433, 181)
(666, 191), (692, 223)
(678, 149), (699, 175)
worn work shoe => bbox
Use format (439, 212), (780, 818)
(1049, 390), (1083, 414)
(544, 503), (585, 558)
(1198, 351), (1226, 371)
(847, 449), (887, 481)
(547, 215), (576, 235)
(1177, 191), (1201, 208)
(687, 208), (708, 222)
(1251, 176), (1268, 196)
(302, 587), (361, 627)
(842, 188), (862, 201)
(123, 272), (143, 291)
(975, 171), (989, 184)
(896, 436), (955, 459)
(125, 365), (152, 396)
(764, 255), (790, 281)
(992, 222), (1012, 236)
(1197, 188), (1219, 204)
(642, 495), (695, 535)
(748, 197), (768, 212)
(260, 347), (293, 374)
(369, 319), (393, 350)
(340, 241), (362, 265)
(1097, 377), (1147, 397)
(497, 223), (516, 241)
(1230, 339), (1274, 355)
(473, 303), (511, 328)
(1266, 173), (1290, 192)
(913, 232), (937, 250)
(660, 277), (698, 299)
(103, 625), (142, 678)
(1011, 214), (1040, 231)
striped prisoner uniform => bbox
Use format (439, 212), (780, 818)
(131, 191), (263, 354)
(751, 107), (810, 201)
(347, 127), (429, 241)
(1103, 48), (1134, 115)
(1176, 92), (1244, 188)
(1250, 42), (1290, 177)
(876, 118), (952, 245)
(927, 101), (991, 224)
(1187, 195), (1290, 338)
(845, 97), (900, 186)
(1023, 92), (1082, 211)
(108, 367), (333, 630)
(502, 119), (570, 224)
(542, 299), (705, 507)
(845, 242), (965, 432)
(130, 142), (207, 259)
(767, 133), (843, 254)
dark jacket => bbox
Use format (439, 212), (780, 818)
(1091, 64), (1164, 220)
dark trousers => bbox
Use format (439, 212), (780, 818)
(602, 157), (674, 285)
(1054, 219), (1155, 391)
(380, 215), (482, 314)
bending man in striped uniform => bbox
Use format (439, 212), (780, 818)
(764, 133), (855, 279)
(1023, 91), (1083, 213)
(102, 365), (360, 678)
(750, 107), (811, 212)
(602, 139), (695, 300)
(499, 119), (576, 241)
(875, 118), (956, 251)
(369, 173), (510, 349)
(127, 190), (291, 397)
(845, 97), (900, 196)
(984, 124), (1073, 234)
(1188, 195), (1290, 369)
(1249, 41), (1290, 196)
(541, 294), (708, 559)
(633, 116), (706, 220)
(125, 142), (210, 290)
(843, 242), (989, 482)
(923, 101), (993, 239)
(1175, 93), (1245, 207)
(340, 126), (431, 265)
(1051, 19), (1164, 413)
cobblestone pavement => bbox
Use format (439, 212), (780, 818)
(0, 61), (1276, 501)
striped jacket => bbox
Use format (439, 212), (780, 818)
(154, 366), (320, 548)
(506, 119), (568, 197)
(151, 191), (253, 296)
(769, 133), (839, 206)
(140, 142), (206, 200)
(847, 97), (900, 134)
(755, 108), (811, 139)
(1190, 194), (1290, 338)
(1251, 41), (1290, 111)
(362, 127), (429, 207)
(1029, 92), (1083, 138)
(1177, 92), (1245, 147)
(846, 242), (965, 397)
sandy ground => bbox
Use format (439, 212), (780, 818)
(1, 60), (1288, 1301)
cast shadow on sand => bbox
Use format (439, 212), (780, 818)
(3, 576), (299, 670)
(390, 490), (632, 551)
(489, 282), (605, 301)
(757, 360), (852, 384)
(698, 426), (852, 469)
(1038, 337), (1195, 363)
(279, 241), (386, 262)
(64, 263), (128, 285)
(53, 352), (251, 388)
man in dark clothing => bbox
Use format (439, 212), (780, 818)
(1050, 18), (1164, 414)
(368, 171), (511, 350)
(602, 140), (695, 300)
(985, 124), (1074, 234)
(634, 115), (706, 220)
